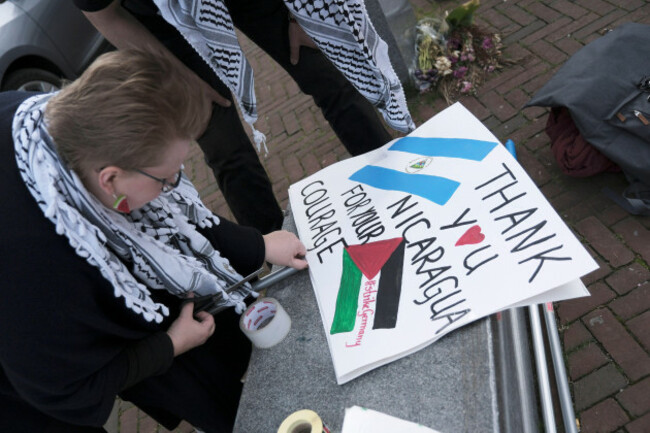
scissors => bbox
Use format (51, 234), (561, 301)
(183, 267), (265, 316)
(183, 266), (304, 316)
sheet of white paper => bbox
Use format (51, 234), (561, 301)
(288, 103), (597, 384)
(341, 406), (442, 433)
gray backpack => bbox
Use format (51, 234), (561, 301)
(527, 22), (650, 215)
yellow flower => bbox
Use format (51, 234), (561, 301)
(435, 56), (453, 75)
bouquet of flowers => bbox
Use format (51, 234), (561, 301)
(412, 0), (505, 103)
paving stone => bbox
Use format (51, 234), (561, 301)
(457, 96), (490, 120)
(281, 111), (301, 136)
(539, 181), (565, 202)
(526, 2), (565, 23)
(514, 144), (552, 186)
(571, 9), (628, 43)
(478, 90), (518, 122)
(627, 310), (650, 352)
(504, 88), (530, 112)
(138, 415), (159, 433)
(608, 283), (650, 321)
(495, 62), (548, 95)
(508, 117), (547, 148)
(579, 399), (629, 433)
(491, 114), (529, 142)
(522, 65), (560, 95)
(521, 130), (548, 151)
(615, 0), (646, 11)
(575, 216), (635, 267)
(522, 17), (573, 45)
(626, 412), (650, 433)
(549, 0), (590, 19)
(573, 0), (617, 16)
(605, 263), (650, 295)
(297, 107), (317, 133)
(583, 308), (650, 381)
(527, 39), (569, 65)
(550, 35), (585, 56)
(612, 218), (650, 265)
(556, 281), (616, 325)
(563, 320), (593, 352)
(481, 7), (516, 31)
(616, 376), (650, 417)
(573, 363), (627, 411)
(596, 203), (633, 228)
(119, 407), (138, 433)
(497, 4), (537, 26)
(567, 342), (609, 380)
(522, 105), (547, 122)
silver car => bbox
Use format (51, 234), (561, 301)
(0, 0), (111, 92)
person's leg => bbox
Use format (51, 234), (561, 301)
(147, 21), (283, 234)
(198, 100), (284, 234)
(120, 310), (252, 433)
(228, 0), (393, 156)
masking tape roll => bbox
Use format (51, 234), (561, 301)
(239, 297), (291, 348)
(277, 409), (331, 433)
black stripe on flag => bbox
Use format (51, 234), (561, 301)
(373, 239), (405, 329)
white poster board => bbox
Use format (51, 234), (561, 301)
(288, 103), (597, 384)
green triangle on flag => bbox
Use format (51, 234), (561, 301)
(345, 237), (404, 280)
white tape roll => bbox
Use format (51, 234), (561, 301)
(278, 409), (330, 433)
(239, 297), (291, 348)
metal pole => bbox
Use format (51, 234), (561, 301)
(508, 309), (540, 433)
(544, 302), (578, 433)
(251, 266), (302, 292)
(529, 305), (557, 433)
(505, 139), (557, 433)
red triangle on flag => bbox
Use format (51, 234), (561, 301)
(345, 237), (404, 280)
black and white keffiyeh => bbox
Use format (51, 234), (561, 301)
(285, 0), (415, 131)
(152, 0), (415, 151)
(12, 94), (255, 323)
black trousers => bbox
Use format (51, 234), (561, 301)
(138, 0), (392, 234)
(120, 309), (252, 433)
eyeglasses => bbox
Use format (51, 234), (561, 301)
(134, 168), (183, 193)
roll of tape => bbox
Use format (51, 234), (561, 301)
(239, 297), (291, 348)
(277, 409), (331, 433)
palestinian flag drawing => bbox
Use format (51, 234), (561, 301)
(330, 237), (406, 334)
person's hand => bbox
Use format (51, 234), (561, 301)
(263, 230), (309, 269)
(166, 294), (216, 356)
(288, 17), (318, 65)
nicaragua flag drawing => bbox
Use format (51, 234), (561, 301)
(330, 237), (406, 334)
(349, 137), (499, 206)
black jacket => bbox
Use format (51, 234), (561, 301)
(0, 91), (263, 432)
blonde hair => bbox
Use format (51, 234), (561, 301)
(46, 48), (211, 173)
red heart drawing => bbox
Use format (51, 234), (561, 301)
(455, 225), (485, 246)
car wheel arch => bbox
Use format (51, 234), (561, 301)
(1, 54), (65, 89)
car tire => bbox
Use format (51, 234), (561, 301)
(2, 68), (62, 92)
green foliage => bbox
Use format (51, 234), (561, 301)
(446, 0), (481, 29)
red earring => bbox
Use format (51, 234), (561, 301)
(112, 194), (131, 213)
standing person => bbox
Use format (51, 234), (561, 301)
(73, 0), (410, 235)
(0, 48), (307, 432)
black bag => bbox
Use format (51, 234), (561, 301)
(526, 22), (650, 215)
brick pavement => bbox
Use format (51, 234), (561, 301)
(112, 1), (650, 432)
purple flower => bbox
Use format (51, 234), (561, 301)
(482, 37), (494, 50)
(447, 37), (462, 50)
(460, 81), (473, 93)
(453, 66), (468, 79)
